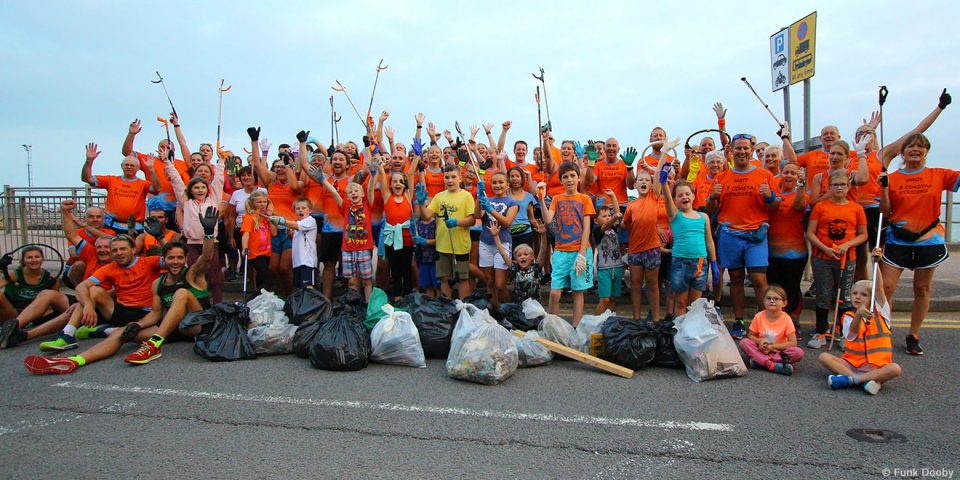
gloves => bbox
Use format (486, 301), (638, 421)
(574, 141), (585, 158)
(243, 248), (250, 258)
(268, 216), (286, 226)
(444, 218), (458, 229)
(574, 253), (587, 275)
(710, 260), (720, 285)
(127, 215), (138, 236)
(659, 164), (672, 184)
(661, 137), (681, 153)
(853, 133), (872, 156)
(585, 143), (600, 165)
(412, 137), (425, 156)
(778, 121), (791, 139)
(939, 88), (951, 109)
(456, 146), (470, 165)
(620, 146), (638, 167)
(143, 217), (163, 237)
(307, 165), (324, 184)
(0, 254), (13, 272)
(879, 169), (888, 188)
(362, 135), (372, 148)
(414, 236), (427, 246)
(307, 135), (320, 144)
(199, 206), (219, 237)
(296, 130), (310, 143)
(477, 180), (486, 193)
(414, 183), (427, 205)
(480, 196), (493, 212)
(247, 127), (260, 141)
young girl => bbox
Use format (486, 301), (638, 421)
(622, 169), (663, 321)
(321, 160), (380, 300)
(739, 285), (804, 375)
(478, 172), (519, 306)
(663, 180), (718, 315)
(413, 185), (439, 298)
(818, 249), (901, 394)
(806, 170), (868, 349)
(240, 191), (275, 296)
(490, 220), (548, 303)
(380, 172), (415, 300)
(507, 166), (537, 249)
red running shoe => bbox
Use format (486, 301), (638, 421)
(124, 342), (162, 365)
(24, 355), (78, 375)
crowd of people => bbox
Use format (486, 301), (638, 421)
(0, 88), (954, 395)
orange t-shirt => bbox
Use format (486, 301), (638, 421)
(590, 160), (629, 203)
(361, 172), (384, 226)
(142, 230), (178, 252)
(89, 255), (163, 308)
(748, 310), (796, 344)
(849, 152), (882, 208)
(136, 153), (188, 202)
(768, 188), (807, 259)
(507, 160), (541, 184)
(94, 175), (152, 222)
(549, 192), (595, 252)
(423, 167), (446, 198)
(622, 193), (661, 254)
(240, 214), (272, 259)
(715, 166), (779, 231)
(692, 172), (719, 210)
(886, 167), (960, 245)
(639, 153), (673, 174)
(75, 239), (106, 281)
(796, 150), (858, 192)
(545, 169), (565, 198)
(656, 195), (670, 233)
(267, 181), (300, 220)
(813, 167), (858, 203)
(809, 200), (866, 261)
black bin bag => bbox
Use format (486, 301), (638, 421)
(180, 302), (257, 361)
(395, 292), (459, 358)
(284, 288), (333, 326)
(308, 312), (371, 371)
(601, 315), (657, 369)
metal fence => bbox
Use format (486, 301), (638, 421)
(1, 186), (106, 267)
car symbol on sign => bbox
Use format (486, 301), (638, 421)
(773, 54), (787, 68)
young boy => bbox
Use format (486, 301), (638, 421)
(269, 198), (318, 289)
(422, 164), (476, 298)
(320, 161), (381, 300)
(540, 162), (595, 326)
(818, 249), (902, 395)
(490, 220), (548, 303)
(592, 191), (623, 314)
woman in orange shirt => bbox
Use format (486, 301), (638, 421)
(767, 163), (808, 323)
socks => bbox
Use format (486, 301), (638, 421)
(104, 327), (117, 336)
(68, 356), (86, 367)
(64, 325), (77, 337)
(851, 374), (862, 385)
(148, 334), (165, 348)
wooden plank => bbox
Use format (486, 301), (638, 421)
(512, 330), (634, 379)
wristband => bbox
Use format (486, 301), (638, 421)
(588, 160), (596, 167)
(717, 119), (726, 127)
(173, 124), (180, 128)
(765, 193), (778, 204)
(416, 125), (422, 129)
(204, 234), (215, 239)
(485, 131), (491, 136)
(459, 161), (466, 167)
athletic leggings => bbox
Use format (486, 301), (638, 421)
(767, 256), (807, 317)
(188, 243), (223, 304)
(385, 245), (414, 298)
(248, 256), (273, 298)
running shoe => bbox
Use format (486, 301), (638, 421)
(862, 380), (882, 395)
(728, 320), (746, 340)
(828, 375), (853, 390)
(39, 335), (78, 352)
(771, 362), (794, 376)
(905, 335), (924, 356)
(0, 319), (25, 349)
(807, 333), (828, 349)
(76, 324), (111, 340)
(24, 355), (78, 375)
(124, 342), (162, 365)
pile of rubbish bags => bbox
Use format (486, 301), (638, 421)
(179, 302), (257, 361)
(673, 298), (747, 382)
(246, 291), (297, 355)
(446, 302), (518, 384)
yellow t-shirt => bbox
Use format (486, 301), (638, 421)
(427, 189), (476, 255)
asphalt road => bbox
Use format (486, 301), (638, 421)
(0, 310), (957, 479)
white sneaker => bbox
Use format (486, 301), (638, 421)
(807, 334), (828, 349)
(863, 380), (881, 395)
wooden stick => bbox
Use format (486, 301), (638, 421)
(512, 330), (634, 379)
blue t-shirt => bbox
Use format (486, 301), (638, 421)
(510, 191), (536, 235)
(480, 195), (518, 245)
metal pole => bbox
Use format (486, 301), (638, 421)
(18, 197), (28, 246)
(782, 86), (791, 134)
(22, 145), (33, 188)
(3, 185), (11, 234)
(802, 79), (812, 152)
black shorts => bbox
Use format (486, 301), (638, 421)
(108, 303), (150, 327)
(864, 206), (883, 248)
(319, 232), (343, 263)
(881, 243), (949, 271)
(293, 265), (316, 288)
(470, 229), (481, 242)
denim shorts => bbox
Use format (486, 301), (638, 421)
(271, 227), (293, 253)
(670, 257), (707, 293)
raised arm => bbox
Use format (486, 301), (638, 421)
(414, 113), (425, 142)
(162, 144), (187, 202)
(60, 200), (83, 245)
(121, 119), (141, 157)
(714, 103), (729, 149)
(496, 121), (511, 154)
(483, 123), (497, 153)
(780, 122), (797, 164)
(81, 143), (99, 186)
(880, 90), (949, 166)
(144, 154), (160, 195)
(249, 127), (275, 188)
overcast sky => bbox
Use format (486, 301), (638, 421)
(1, 0), (957, 187)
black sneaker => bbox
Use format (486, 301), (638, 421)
(121, 323), (142, 342)
(0, 319), (24, 349)
(905, 335), (924, 356)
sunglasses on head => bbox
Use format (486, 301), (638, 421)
(732, 133), (755, 141)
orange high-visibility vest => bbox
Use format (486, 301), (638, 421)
(842, 311), (893, 368)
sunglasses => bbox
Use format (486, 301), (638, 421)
(732, 133), (755, 141)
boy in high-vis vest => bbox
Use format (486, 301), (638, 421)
(818, 249), (902, 395)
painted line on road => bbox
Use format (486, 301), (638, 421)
(51, 381), (733, 432)
(0, 413), (84, 436)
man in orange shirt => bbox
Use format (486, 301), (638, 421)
(639, 127), (674, 174)
(708, 133), (780, 339)
(81, 142), (159, 233)
(586, 137), (635, 245)
(783, 123), (857, 193)
(121, 118), (190, 229)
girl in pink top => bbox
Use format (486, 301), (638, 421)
(739, 285), (805, 375)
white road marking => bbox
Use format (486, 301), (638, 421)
(0, 414), (84, 436)
(52, 381), (733, 432)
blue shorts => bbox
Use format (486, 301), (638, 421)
(597, 267), (624, 298)
(718, 228), (768, 270)
(271, 227), (293, 253)
(670, 257), (708, 293)
(418, 263), (440, 289)
(550, 248), (594, 291)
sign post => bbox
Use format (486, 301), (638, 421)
(770, 28), (791, 132)
(790, 12), (817, 151)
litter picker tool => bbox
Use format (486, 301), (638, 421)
(331, 80), (368, 129)
(329, 96), (336, 146)
(870, 85), (889, 311)
(365, 59), (389, 123)
(454, 122), (483, 179)
(535, 86), (544, 171)
(216, 79), (232, 153)
(157, 116), (172, 159)
(828, 249), (850, 351)
(531, 67), (552, 131)
(740, 76), (783, 126)
(151, 71), (178, 117)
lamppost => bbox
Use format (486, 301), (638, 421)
(21, 144), (32, 188)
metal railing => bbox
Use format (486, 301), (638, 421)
(1, 185), (106, 262)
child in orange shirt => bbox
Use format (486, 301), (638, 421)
(240, 191), (275, 297)
(622, 170), (663, 321)
(739, 285), (804, 375)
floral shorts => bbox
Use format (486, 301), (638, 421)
(627, 247), (662, 270)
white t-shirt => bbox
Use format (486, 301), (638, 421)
(228, 187), (267, 225)
(842, 299), (891, 341)
(292, 216), (318, 268)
